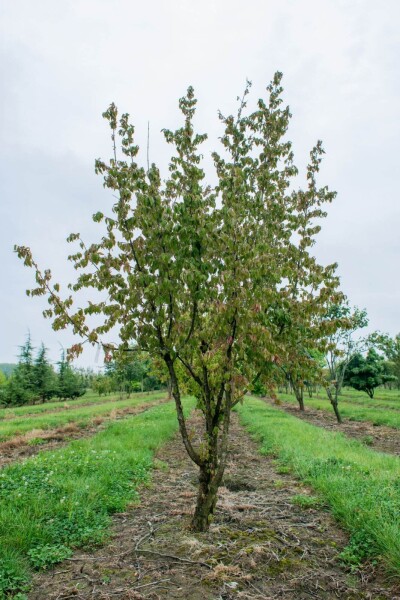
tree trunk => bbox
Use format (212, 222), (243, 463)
(326, 387), (342, 423)
(292, 381), (305, 411)
(331, 398), (342, 423)
(164, 355), (232, 533)
(297, 390), (305, 411)
(191, 463), (223, 531)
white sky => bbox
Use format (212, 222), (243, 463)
(1, 0), (399, 367)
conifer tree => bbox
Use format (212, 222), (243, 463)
(33, 343), (57, 402)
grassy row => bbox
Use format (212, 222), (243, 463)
(339, 389), (400, 409)
(0, 390), (167, 420)
(237, 397), (400, 575)
(310, 389), (400, 411)
(311, 390), (400, 412)
(277, 392), (400, 429)
(336, 387), (400, 402)
(0, 391), (125, 420)
(0, 399), (194, 598)
(0, 392), (165, 442)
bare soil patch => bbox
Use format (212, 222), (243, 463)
(0, 397), (169, 469)
(270, 399), (400, 456)
(30, 412), (399, 599)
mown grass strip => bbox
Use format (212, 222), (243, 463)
(0, 398), (194, 598)
(237, 397), (400, 576)
(0, 392), (165, 442)
(278, 392), (400, 428)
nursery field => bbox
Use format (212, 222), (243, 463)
(1, 391), (400, 599)
(0, 391), (167, 467)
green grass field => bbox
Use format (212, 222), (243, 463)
(0, 390), (126, 420)
(277, 387), (400, 428)
(0, 391), (166, 442)
(237, 397), (400, 575)
(0, 398), (195, 597)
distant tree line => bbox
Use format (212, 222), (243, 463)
(0, 335), (86, 406)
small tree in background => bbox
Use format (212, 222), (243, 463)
(3, 334), (36, 405)
(33, 343), (58, 402)
(0, 371), (6, 388)
(278, 349), (324, 410)
(371, 333), (400, 390)
(57, 351), (86, 400)
(16, 73), (343, 531)
(105, 352), (162, 395)
(92, 374), (113, 396)
(323, 302), (368, 422)
(344, 348), (395, 398)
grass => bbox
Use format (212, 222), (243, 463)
(0, 398), (194, 598)
(0, 391), (165, 442)
(277, 389), (400, 429)
(0, 390), (128, 420)
(237, 397), (400, 576)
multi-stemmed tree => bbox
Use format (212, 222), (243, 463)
(16, 73), (342, 531)
(323, 302), (368, 422)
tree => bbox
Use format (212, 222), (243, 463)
(278, 349), (324, 411)
(0, 371), (7, 405)
(0, 371), (6, 387)
(371, 333), (400, 390)
(323, 302), (368, 422)
(105, 352), (161, 395)
(344, 349), (395, 398)
(33, 343), (57, 402)
(92, 374), (113, 396)
(57, 351), (86, 400)
(3, 334), (36, 405)
(16, 73), (342, 531)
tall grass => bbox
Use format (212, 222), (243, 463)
(237, 397), (400, 576)
(0, 399), (194, 597)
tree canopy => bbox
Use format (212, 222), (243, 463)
(16, 72), (343, 530)
(344, 348), (395, 398)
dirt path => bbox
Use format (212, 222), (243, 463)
(30, 412), (398, 599)
(0, 397), (169, 469)
(269, 399), (400, 456)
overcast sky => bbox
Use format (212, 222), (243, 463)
(1, 0), (399, 368)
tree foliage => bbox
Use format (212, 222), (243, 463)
(370, 332), (400, 390)
(2, 334), (36, 405)
(34, 343), (58, 402)
(0, 339), (86, 406)
(323, 302), (369, 422)
(16, 73), (343, 530)
(344, 348), (395, 398)
(57, 351), (86, 400)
